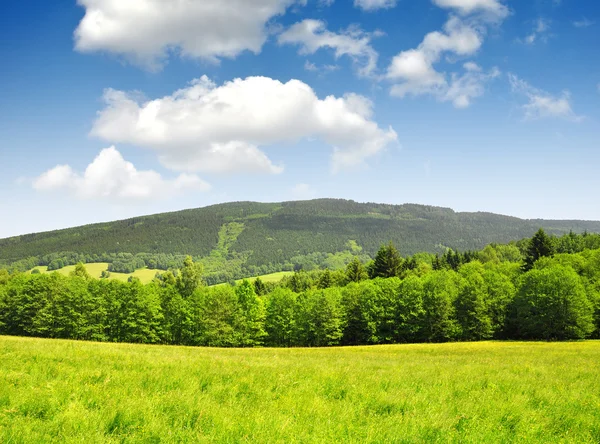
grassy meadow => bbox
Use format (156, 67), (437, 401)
(30, 263), (158, 284)
(29, 264), (292, 287)
(1, 337), (599, 443)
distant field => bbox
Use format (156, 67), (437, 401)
(1, 337), (599, 443)
(29, 263), (157, 284)
(29, 264), (291, 286)
(241, 271), (294, 283)
(210, 271), (295, 287)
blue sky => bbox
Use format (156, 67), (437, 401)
(0, 0), (599, 238)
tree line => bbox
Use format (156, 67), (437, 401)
(1, 230), (599, 346)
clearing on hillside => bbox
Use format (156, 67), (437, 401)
(1, 337), (599, 442)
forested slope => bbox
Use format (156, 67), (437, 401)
(2, 200), (600, 269)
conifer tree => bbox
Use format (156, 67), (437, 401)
(346, 257), (367, 283)
(523, 229), (555, 271)
(370, 242), (402, 278)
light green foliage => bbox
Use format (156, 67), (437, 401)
(456, 262), (493, 341)
(395, 275), (426, 342)
(177, 256), (203, 298)
(264, 288), (297, 347)
(514, 265), (594, 340)
(482, 268), (516, 338)
(70, 262), (91, 280)
(295, 288), (343, 346)
(421, 270), (461, 342)
(2, 338), (600, 443)
(235, 280), (266, 347)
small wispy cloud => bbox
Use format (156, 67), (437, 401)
(519, 18), (551, 45)
(573, 18), (595, 28)
(508, 74), (583, 122)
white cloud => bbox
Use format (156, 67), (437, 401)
(443, 63), (501, 108)
(74, 0), (301, 69)
(33, 147), (210, 200)
(387, 16), (499, 107)
(91, 76), (398, 174)
(278, 20), (379, 77)
(354, 0), (398, 11)
(508, 74), (583, 122)
(520, 18), (551, 45)
(304, 60), (318, 71)
(573, 18), (595, 28)
(291, 183), (317, 200)
(432, 0), (509, 20)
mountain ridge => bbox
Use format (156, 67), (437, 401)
(2, 199), (600, 268)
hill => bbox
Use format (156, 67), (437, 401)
(2, 199), (600, 280)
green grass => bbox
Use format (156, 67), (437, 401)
(29, 263), (156, 284)
(242, 271), (294, 283)
(1, 338), (599, 443)
(211, 271), (295, 287)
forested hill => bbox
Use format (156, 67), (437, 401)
(2, 199), (600, 268)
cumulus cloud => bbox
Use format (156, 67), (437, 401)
(387, 15), (500, 107)
(91, 76), (398, 174)
(354, 0), (398, 11)
(74, 0), (301, 69)
(278, 20), (380, 77)
(33, 147), (210, 200)
(508, 74), (583, 122)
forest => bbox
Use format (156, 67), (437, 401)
(1, 229), (599, 346)
(3, 199), (600, 286)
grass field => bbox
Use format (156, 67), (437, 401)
(238, 271), (294, 284)
(29, 264), (292, 286)
(1, 338), (599, 443)
(30, 263), (157, 284)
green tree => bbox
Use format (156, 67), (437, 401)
(346, 257), (367, 283)
(482, 268), (516, 338)
(370, 242), (403, 279)
(523, 229), (555, 271)
(253, 277), (267, 296)
(421, 270), (461, 342)
(455, 263), (493, 341)
(70, 263), (91, 280)
(513, 265), (594, 340)
(177, 256), (203, 298)
(295, 289), (343, 347)
(235, 280), (267, 347)
(265, 288), (297, 347)
(395, 275), (425, 342)
(318, 269), (333, 289)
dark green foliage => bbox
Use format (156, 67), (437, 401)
(346, 257), (367, 283)
(370, 242), (403, 279)
(3, 200), (600, 282)
(523, 228), (555, 271)
(253, 277), (267, 296)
